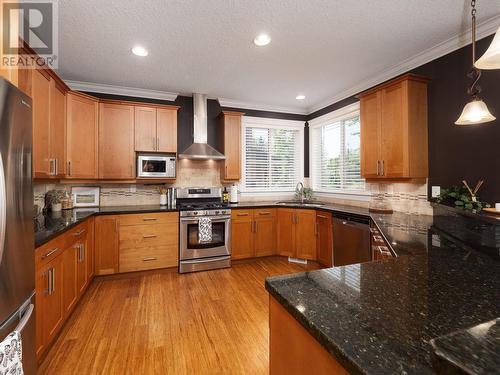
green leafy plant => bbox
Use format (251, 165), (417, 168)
(436, 185), (490, 211)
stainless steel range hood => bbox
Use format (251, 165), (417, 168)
(178, 93), (225, 160)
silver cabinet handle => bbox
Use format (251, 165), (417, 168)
(55, 158), (58, 176)
(376, 160), (380, 176)
(317, 214), (328, 219)
(143, 217), (157, 221)
(42, 247), (59, 259)
(73, 229), (86, 236)
(142, 257), (157, 262)
(49, 159), (55, 176)
(258, 211), (271, 215)
(143, 234), (157, 239)
(381, 160), (385, 176)
(236, 212), (248, 216)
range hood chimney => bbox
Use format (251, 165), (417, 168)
(178, 93), (225, 160)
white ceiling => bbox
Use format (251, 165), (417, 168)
(57, 0), (500, 114)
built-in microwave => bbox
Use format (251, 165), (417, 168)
(137, 153), (176, 178)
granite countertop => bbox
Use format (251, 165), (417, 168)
(35, 205), (178, 247)
(265, 230), (500, 374)
(431, 318), (500, 374)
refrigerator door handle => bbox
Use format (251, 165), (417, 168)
(0, 152), (5, 263)
(14, 303), (34, 333)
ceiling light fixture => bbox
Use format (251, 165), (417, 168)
(475, 26), (500, 69)
(455, 0), (495, 125)
(131, 46), (148, 57)
(295, 95), (306, 100)
(253, 33), (271, 47)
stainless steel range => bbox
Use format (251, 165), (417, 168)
(178, 188), (231, 273)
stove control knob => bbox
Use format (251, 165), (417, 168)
(215, 210), (220, 215)
(193, 212), (198, 215)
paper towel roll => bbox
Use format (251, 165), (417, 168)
(230, 185), (238, 203)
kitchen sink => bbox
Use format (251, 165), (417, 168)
(275, 200), (326, 207)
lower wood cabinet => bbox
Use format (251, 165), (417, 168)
(95, 212), (179, 275)
(35, 218), (94, 361)
(231, 209), (277, 260)
(277, 208), (317, 260)
(316, 212), (333, 267)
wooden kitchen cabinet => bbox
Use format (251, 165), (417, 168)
(316, 212), (333, 267)
(231, 210), (255, 260)
(37, 254), (63, 357)
(61, 243), (77, 317)
(135, 105), (179, 152)
(219, 111), (244, 180)
(87, 218), (95, 280)
(66, 91), (99, 179)
(231, 209), (277, 259)
(359, 74), (429, 180)
(277, 208), (317, 260)
(157, 107), (178, 152)
(254, 209), (277, 257)
(50, 80), (67, 177)
(277, 208), (296, 257)
(31, 69), (51, 178)
(94, 215), (120, 275)
(99, 102), (135, 179)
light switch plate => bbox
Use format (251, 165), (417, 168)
(431, 186), (441, 198)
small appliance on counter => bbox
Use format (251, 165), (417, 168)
(230, 184), (238, 204)
(137, 153), (176, 178)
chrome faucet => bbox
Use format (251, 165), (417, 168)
(295, 182), (305, 203)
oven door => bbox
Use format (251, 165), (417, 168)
(180, 215), (231, 260)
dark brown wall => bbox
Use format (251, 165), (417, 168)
(306, 34), (500, 204)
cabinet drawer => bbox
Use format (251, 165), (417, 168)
(119, 224), (176, 249)
(118, 212), (178, 226)
(64, 221), (89, 248)
(35, 236), (65, 268)
(119, 245), (178, 272)
(231, 209), (253, 221)
(254, 208), (276, 217)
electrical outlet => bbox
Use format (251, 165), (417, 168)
(431, 186), (441, 198)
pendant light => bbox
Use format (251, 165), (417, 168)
(455, 0), (496, 125)
(475, 26), (500, 69)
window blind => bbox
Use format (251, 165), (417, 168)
(311, 115), (364, 192)
(243, 126), (300, 191)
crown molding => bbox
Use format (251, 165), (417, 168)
(218, 97), (308, 115)
(307, 14), (500, 114)
(64, 80), (179, 101)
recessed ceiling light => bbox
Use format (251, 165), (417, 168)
(131, 46), (148, 57)
(296, 95), (306, 100)
(253, 33), (271, 47)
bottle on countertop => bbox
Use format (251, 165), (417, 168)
(222, 187), (229, 203)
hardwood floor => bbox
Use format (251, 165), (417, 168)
(39, 257), (320, 375)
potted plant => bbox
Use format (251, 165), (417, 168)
(45, 190), (66, 212)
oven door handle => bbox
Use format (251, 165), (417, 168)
(180, 215), (231, 222)
(181, 256), (231, 264)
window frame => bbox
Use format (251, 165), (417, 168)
(309, 102), (369, 199)
(240, 116), (305, 194)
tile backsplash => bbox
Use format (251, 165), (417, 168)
(34, 160), (432, 215)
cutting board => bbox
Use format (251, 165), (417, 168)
(482, 208), (500, 216)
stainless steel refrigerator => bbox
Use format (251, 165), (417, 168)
(0, 78), (36, 374)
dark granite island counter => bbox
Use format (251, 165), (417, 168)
(265, 233), (500, 374)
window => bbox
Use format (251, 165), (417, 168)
(310, 103), (365, 193)
(242, 117), (304, 193)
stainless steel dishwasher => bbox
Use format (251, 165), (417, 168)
(332, 213), (371, 266)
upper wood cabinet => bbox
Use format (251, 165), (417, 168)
(50, 80), (67, 177)
(219, 111), (244, 180)
(0, 0), (19, 86)
(31, 69), (51, 178)
(66, 91), (99, 179)
(358, 74), (429, 180)
(99, 102), (135, 179)
(135, 105), (178, 152)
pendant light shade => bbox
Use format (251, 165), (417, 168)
(455, 98), (496, 125)
(475, 27), (500, 70)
